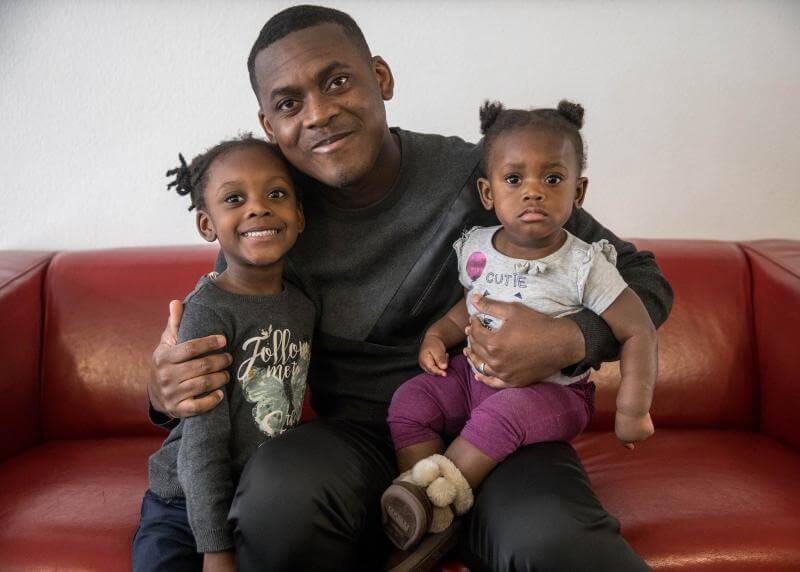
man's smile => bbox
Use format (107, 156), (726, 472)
(311, 131), (355, 154)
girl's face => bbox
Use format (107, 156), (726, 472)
(478, 126), (587, 251)
(196, 146), (304, 271)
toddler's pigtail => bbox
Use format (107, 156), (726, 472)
(166, 153), (196, 211)
(479, 100), (504, 134)
(556, 100), (584, 129)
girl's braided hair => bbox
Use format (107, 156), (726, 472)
(166, 134), (284, 211)
(479, 100), (587, 173)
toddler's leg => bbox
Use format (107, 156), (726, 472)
(383, 355), (475, 549)
(452, 379), (594, 487)
(387, 355), (475, 471)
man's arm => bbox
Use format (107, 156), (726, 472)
(562, 208), (673, 375)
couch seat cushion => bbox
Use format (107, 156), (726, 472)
(576, 430), (800, 571)
(0, 437), (160, 571)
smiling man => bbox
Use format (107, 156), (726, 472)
(149, 5), (671, 571)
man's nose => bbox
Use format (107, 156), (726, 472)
(303, 92), (337, 128)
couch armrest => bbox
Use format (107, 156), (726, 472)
(0, 251), (53, 460)
(741, 240), (800, 450)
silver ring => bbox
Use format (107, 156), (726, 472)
(478, 361), (488, 375)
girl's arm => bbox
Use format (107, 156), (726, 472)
(419, 294), (470, 376)
(599, 288), (658, 447)
(176, 304), (238, 554)
(565, 208), (673, 375)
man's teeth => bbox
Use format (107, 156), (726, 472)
(242, 229), (279, 237)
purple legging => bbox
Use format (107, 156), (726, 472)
(387, 354), (595, 462)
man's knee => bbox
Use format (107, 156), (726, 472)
(461, 443), (649, 571)
(231, 432), (325, 541)
(230, 420), (394, 570)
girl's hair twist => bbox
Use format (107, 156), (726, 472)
(479, 99), (587, 173)
(479, 100), (505, 135)
(165, 134), (283, 211)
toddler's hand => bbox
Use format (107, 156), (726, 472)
(419, 334), (449, 377)
(614, 411), (654, 450)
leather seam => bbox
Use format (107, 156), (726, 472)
(740, 244), (800, 281)
(0, 255), (53, 292)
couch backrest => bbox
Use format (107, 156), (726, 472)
(587, 240), (758, 431)
(39, 240), (759, 439)
(41, 246), (218, 439)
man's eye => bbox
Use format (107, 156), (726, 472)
(505, 175), (521, 185)
(268, 189), (287, 199)
(328, 75), (349, 90)
(277, 99), (297, 112)
(544, 174), (563, 185)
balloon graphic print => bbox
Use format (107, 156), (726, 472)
(466, 251), (487, 282)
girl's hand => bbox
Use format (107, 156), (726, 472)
(419, 334), (449, 377)
(202, 550), (236, 572)
(615, 411), (655, 449)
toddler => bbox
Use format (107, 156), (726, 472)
(381, 101), (657, 551)
(132, 135), (315, 572)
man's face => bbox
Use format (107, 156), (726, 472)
(253, 23), (394, 189)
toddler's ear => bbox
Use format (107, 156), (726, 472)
(477, 178), (494, 211)
(196, 210), (217, 242)
(573, 177), (588, 209)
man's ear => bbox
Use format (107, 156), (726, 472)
(573, 177), (588, 209)
(477, 177), (494, 211)
(371, 56), (394, 101)
(196, 210), (217, 243)
(258, 110), (275, 143)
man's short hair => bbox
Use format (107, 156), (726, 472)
(247, 4), (372, 100)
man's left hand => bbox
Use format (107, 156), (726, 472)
(464, 294), (585, 388)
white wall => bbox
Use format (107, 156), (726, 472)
(1, 0), (798, 250)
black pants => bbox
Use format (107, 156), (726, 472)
(229, 418), (649, 572)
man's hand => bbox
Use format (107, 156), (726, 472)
(149, 300), (232, 419)
(419, 334), (449, 377)
(203, 549), (236, 572)
(615, 411), (655, 450)
(464, 295), (585, 389)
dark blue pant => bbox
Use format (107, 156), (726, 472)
(131, 490), (202, 572)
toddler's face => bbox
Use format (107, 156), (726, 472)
(479, 127), (586, 246)
(197, 146), (304, 270)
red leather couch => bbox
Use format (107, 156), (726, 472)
(1, 240), (799, 571)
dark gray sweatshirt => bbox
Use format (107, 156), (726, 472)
(148, 275), (315, 552)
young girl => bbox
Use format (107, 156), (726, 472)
(381, 101), (657, 551)
(132, 135), (315, 572)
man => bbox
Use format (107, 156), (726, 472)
(150, 5), (671, 570)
